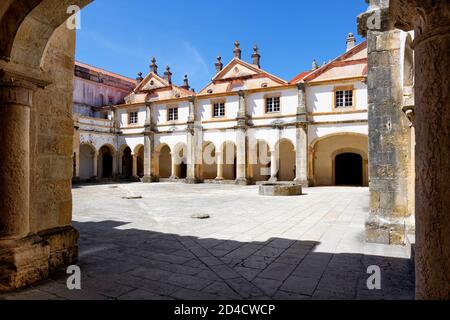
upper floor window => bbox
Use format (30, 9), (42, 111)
(335, 89), (353, 108)
(108, 96), (114, 105)
(266, 96), (281, 113)
(168, 107), (178, 121)
(129, 111), (138, 125)
(99, 94), (104, 106)
(213, 102), (226, 118)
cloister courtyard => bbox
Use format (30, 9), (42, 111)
(0, 184), (414, 300)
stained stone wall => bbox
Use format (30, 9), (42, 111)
(358, 1), (414, 245)
(28, 24), (79, 275)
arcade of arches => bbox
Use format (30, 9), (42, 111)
(0, 0), (449, 299)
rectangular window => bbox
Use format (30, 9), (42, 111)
(266, 97), (281, 113)
(108, 96), (114, 105)
(335, 90), (353, 108)
(213, 102), (226, 118)
(168, 107), (178, 121)
(129, 111), (138, 124)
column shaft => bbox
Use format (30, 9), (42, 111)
(0, 77), (35, 241)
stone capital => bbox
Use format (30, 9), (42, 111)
(297, 82), (306, 91)
(0, 70), (41, 107)
(390, 0), (450, 46)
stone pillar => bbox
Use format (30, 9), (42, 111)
(0, 71), (57, 292)
(269, 152), (279, 182)
(186, 96), (202, 184)
(170, 153), (178, 180)
(72, 118), (80, 183)
(390, 0), (450, 300)
(358, 0), (412, 245)
(143, 102), (158, 183)
(294, 83), (309, 186)
(0, 73), (35, 241)
(132, 154), (138, 178)
(235, 91), (251, 185)
(93, 151), (99, 179)
(216, 151), (224, 181)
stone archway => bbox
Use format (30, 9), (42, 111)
(202, 142), (217, 180)
(98, 145), (114, 178)
(79, 143), (96, 180)
(251, 140), (271, 182)
(275, 139), (295, 182)
(134, 145), (144, 178)
(221, 141), (237, 181)
(121, 146), (133, 179)
(311, 133), (368, 187)
(157, 144), (172, 179)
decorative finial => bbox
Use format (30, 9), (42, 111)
(182, 74), (190, 90)
(164, 65), (172, 84)
(233, 41), (242, 59)
(150, 57), (158, 74)
(136, 72), (144, 85)
(346, 32), (356, 51)
(252, 44), (261, 68)
(215, 55), (224, 73)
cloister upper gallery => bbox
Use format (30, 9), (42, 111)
(73, 36), (369, 187)
(0, 0), (448, 299)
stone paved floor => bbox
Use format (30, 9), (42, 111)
(1, 183), (415, 300)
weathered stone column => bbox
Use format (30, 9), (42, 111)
(143, 102), (158, 183)
(216, 151), (224, 181)
(72, 118), (81, 183)
(294, 83), (309, 186)
(358, 0), (413, 245)
(236, 91), (251, 185)
(132, 154), (138, 178)
(0, 72), (35, 241)
(93, 151), (99, 179)
(391, 0), (450, 300)
(0, 70), (53, 292)
(186, 96), (202, 184)
(170, 153), (179, 180)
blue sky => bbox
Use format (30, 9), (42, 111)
(76, 0), (367, 90)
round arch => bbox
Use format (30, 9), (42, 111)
(98, 144), (116, 179)
(134, 145), (145, 178)
(202, 141), (217, 180)
(120, 145), (133, 179)
(172, 142), (188, 179)
(220, 141), (237, 181)
(79, 143), (96, 180)
(310, 133), (368, 186)
(274, 139), (296, 182)
(250, 139), (271, 182)
(156, 143), (172, 179)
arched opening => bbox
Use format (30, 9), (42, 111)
(202, 142), (217, 180)
(173, 143), (187, 180)
(312, 134), (368, 186)
(136, 146), (144, 178)
(221, 142), (237, 181)
(276, 139), (296, 182)
(121, 146), (133, 179)
(98, 145), (114, 178)
(335, 153), (363, 186)
(158, 145), (172, 179)
(251, 140), (271, 182)
(79, 144), (96, 180)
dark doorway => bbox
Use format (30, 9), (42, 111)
(180, 162), (187, 179)
(122, 147), (133, 178)
(335, 153), (363, 186)
(102, 152), (113, 178)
